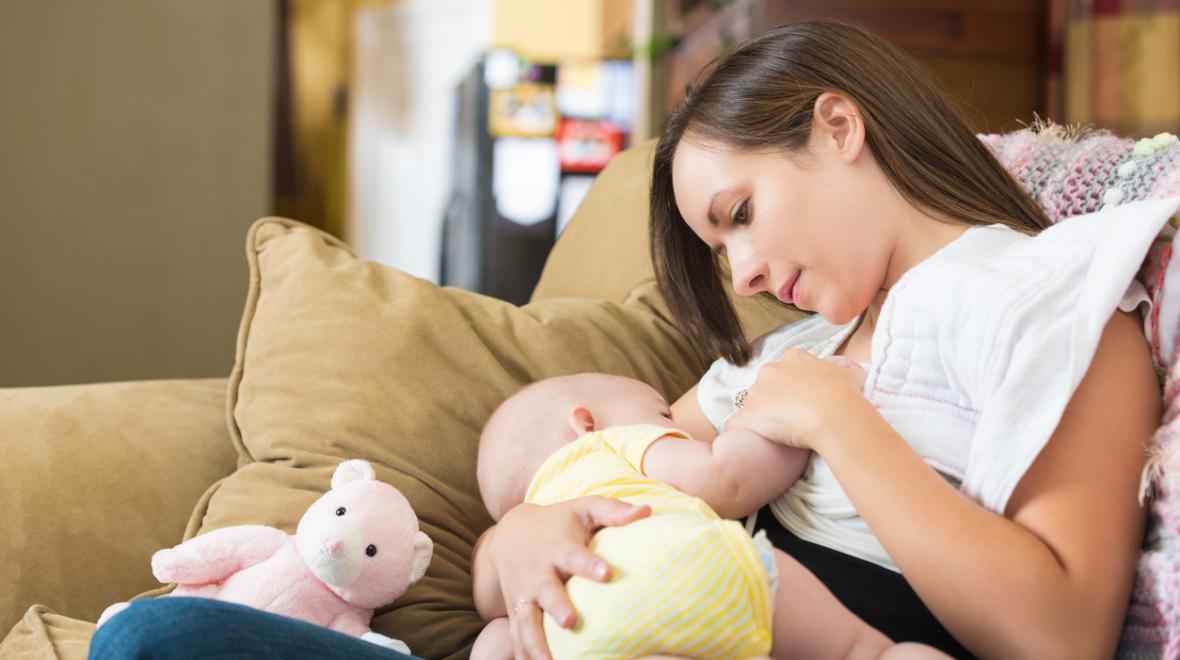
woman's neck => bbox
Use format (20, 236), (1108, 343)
(860, 214), (976, 340)
(883, 218), (973, 290)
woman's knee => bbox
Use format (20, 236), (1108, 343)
(89, 597), (228, 659)
(89, 596), (420, 660)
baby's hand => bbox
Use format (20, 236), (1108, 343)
(822, 355), (867, 395)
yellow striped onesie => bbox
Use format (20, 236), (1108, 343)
(524, 423), (775, 659)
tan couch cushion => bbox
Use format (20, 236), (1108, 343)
(0, 605), (94, 660)
(532, 142), (663, 304)
(0, 378), (236, 637)
(171, 218), (709, 658)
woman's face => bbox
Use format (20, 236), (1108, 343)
(670, 135), (894, 326)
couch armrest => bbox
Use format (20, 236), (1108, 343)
(0, 378), (238, 633)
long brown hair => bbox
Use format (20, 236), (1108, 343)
(650, 19), (1051, 366)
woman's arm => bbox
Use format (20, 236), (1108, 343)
(815, 310), (1157, 658)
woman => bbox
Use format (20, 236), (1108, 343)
(481, 19), (1161, 659)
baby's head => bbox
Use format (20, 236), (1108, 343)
(477, 373), (677, 520)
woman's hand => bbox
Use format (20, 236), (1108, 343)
(487, 497), (651, 660)
(822, 354), (869, 393)
(726, 348), (872, 452)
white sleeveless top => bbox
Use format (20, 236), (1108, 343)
(697, 196), (1180, 571)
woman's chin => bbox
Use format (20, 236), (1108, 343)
(815, 304), (860, 327)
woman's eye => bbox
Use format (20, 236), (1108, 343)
(733, 200), (750, 225)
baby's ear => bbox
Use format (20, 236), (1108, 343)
(566, 406), (596, 436)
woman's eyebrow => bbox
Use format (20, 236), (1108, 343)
(706, 190), (726, 226)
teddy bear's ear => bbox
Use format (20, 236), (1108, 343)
(331, 459), (376, 490)
(409, 531), (433, 585)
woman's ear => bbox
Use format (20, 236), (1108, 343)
(566, 406), (596, 436)
(812, 91), (865, 164)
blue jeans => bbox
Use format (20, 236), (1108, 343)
(88, 597), (420, 659)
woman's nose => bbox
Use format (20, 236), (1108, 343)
(729, 255), (768, 296)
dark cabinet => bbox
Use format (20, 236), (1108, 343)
(663, 0), (1046, 134)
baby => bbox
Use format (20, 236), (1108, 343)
(470, 372), (946, 659)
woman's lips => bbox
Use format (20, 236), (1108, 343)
(778, 271), (801, 304)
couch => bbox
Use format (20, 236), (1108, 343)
(0, 140), (802, 659)
(3, 129), (1178, 659)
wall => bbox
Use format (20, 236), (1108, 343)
(349, 0), (491, 280)
(0, 0), (272, 387)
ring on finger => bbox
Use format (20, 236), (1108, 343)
(734, 388), (749, 409)
(512, 597), (534, 615)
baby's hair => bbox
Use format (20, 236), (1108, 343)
(478, 374), (623, 521)
(649, 18), (1052, 367)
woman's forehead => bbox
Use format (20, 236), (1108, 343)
(673, 139), (737, 184)
(672, 141), (743, 222)
(672, 141), (790, 197)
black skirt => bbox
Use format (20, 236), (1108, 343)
(754, 506), (976, 659)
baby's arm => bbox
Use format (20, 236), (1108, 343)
(669, 384), (718, 442)
(642, 426), (808, 520)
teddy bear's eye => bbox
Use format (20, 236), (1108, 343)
(366, 544), (378, 557)
(335, 507), (346, 516)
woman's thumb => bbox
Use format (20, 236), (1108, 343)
(824, 355), (860, 369)
(580, 496), (651, 530)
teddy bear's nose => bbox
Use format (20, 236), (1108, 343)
(320, 536), (345, 557)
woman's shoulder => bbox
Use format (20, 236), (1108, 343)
(902, 217), (1103, 329)
(925, 198), (1179, 291)
(914, 222), (1030, 285)
(946, 199), (1180, 511)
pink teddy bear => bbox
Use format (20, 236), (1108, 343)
(97, 459), (433, 655)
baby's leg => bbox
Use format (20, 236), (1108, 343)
(767, 548), (891, 660)
(470, 617), (513, 660)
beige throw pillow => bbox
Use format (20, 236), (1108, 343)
(174, 217), (708, 658)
